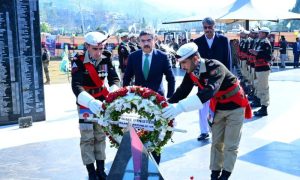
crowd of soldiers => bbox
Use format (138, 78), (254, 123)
(235, 27), (272, 117)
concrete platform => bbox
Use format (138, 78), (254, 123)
(1, 67), (300, 180)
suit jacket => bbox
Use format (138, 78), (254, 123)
(194, 33), (232, 70)
(123, 49), (175, 98)
(293, 42), (299, 54)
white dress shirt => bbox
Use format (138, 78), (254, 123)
(205, 33), (215, 49)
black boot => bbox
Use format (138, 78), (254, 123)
(218, 170), (231, 180)
(254, 105), (268, 116)
(211, 170), (221, 180)
(96, 160), (107, 180)
(250, 97), (261, 107)
(86, 163), (97, 180)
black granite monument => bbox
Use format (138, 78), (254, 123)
(0, 0), (45, 125)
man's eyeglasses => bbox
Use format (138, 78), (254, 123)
(140, 39), (153, 43)
(203, 26), (213, 30)
(92, 47), (104, 51)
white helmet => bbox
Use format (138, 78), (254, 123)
(176, 43), (198, 62)
(84, 32), (108, 46)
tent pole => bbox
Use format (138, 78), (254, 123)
(246, 20), (249, 30)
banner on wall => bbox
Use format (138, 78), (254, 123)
(45, 35), (56, 56)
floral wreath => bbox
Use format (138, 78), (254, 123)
(100, 86), (174, 153)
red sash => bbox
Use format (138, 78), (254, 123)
(84, 63), (104, 87)
(239, 52), (248, 60)
(78, 55), (105, 88)
(77, 56), (109, 109)
(210, 82), (252, 119)
(189, 73), (204, 89)
(248, 55), (256, 63)
(189, 73), (252, 120)
(255, 58), (270, 67)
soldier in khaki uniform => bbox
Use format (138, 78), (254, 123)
(117, 32), (130, 74)
(71, 32), (120, 180)
(238, 30), (250, 83)
(247, 28), (259, 100)
(41, 45), (51, 84)
(249, 27), (272, 116)
(162, 43), (252, 180)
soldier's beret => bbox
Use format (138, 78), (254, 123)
(259, 27), (270, 34)
(84, 32), (108, 46)
(120, 32), (129, 38)
(250, 28), (259, 33)
(175, 42), (198, 62)
(240, 30), (250, 35)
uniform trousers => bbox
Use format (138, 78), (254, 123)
(42, 60), (50, 82)
(198, 101), (210, 134)
(245, 65), (252, 85)
(280, 54), (287, 67)
(79, 122), (106, 165)
(210, 107), (244, 172)
(240, 60), (249, 81)
(294, 52), (299, 67)
(249, 67), (255, 86)
(255, 70), (270, 106)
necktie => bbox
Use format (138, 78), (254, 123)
(143, 54), (150, 79)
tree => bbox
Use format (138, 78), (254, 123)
(40, 22), (51, 33)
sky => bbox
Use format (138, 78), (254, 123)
(148, 0), (297, 15)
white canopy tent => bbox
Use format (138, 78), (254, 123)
(218, 0), (300, 23)
(162, 0), (300, 27)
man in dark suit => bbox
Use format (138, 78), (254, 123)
(194, 17), (231, 70)
(123, 30), (175, 98)
(123, 30), (176, 164)
(193, 17), (232, 142)
(293, 37), (300, 68)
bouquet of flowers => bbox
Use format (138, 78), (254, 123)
(99, 86), (174, 153)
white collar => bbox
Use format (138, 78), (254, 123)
(193, 58), (206, 77)
(83, 51), (105, 64)
(205, 33), (215, 41)
(142, 50), (153, 57)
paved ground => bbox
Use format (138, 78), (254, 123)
(1, 66), (300, 180)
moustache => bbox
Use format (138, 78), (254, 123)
(143, 45), (150, 48)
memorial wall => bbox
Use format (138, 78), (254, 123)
(0, 0), (45, 125)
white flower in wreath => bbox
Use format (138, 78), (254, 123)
(136, 99), (147, 111)
(122, 101), (131, 110)
(101, 86), (175, 153)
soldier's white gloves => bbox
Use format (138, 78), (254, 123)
(77, 91), (103, 114)
(109, 84), (119, 92)
(87, 99), (103, 114)
(162, 95), (203, 120)
(162, 103), (185, 120)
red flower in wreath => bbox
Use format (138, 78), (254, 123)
(100, 86), (174, 153)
